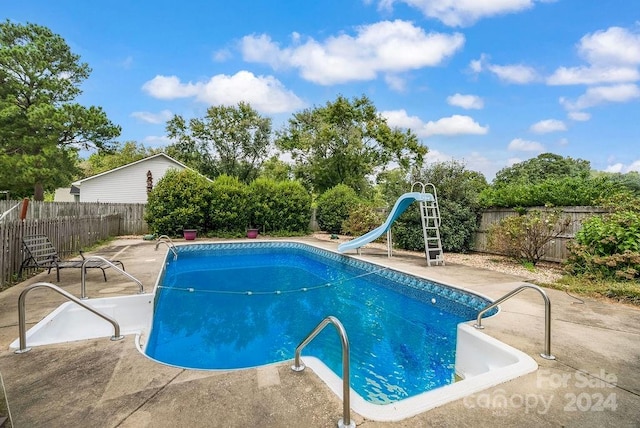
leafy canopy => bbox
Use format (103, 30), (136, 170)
(493, 153), (591, 186)
(80, 141), (161, 177)
(276, 94), (427, 194)
(0, 20), (120, 199)
(166, 102), (271, 183)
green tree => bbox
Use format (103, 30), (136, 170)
(80, 141), (160, 177)
(493, 153), (590, 186)
(276, 95), (427, 194)
(0, 20), (121, 200)
(260, 155), (292, 181)
(166, 102), (271, 183)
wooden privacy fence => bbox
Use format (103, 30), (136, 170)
(0, 215), (123, 288)
(0, 201), (149, 288)
(0, 201), (148, 235)
(472, 206), (609, 263)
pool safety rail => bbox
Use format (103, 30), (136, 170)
(291, 316), (355, 428)
(155, 235), (177, 260)
(14, 282), (124, 354)
(81, 256), (144, 299)
(474, 284), (555, 360)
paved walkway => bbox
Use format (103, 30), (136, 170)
(0, 237), (638, 427)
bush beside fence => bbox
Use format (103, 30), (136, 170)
(472, 206), (608, 262)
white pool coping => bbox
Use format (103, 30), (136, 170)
(10, 293), (537, 422)
(302, 323), (537, 421)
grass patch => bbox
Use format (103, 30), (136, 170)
(547, 275), (640, 306)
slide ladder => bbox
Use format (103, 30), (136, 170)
(413, 182), (445, 266)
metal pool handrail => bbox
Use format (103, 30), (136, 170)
(291, 316), (355, 428)
(81, 256), (144, 299)
(474, 284), (555, 360)
(15, 282), (124, 354)
(155, 235), (177, 260)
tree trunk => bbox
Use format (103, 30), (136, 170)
(34, 182), (44, 201)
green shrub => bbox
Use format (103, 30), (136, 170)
(486, 208), (571, 265)
(393, 209), (425, 251)
(274, 180), (312, 232)
(145, 169), (212, 236)
(342, 204), (382, 236)
(209, 175), (250, 233)
(248, 177), (278, 230)
(248, 178), (311, 233)
(566, 210), (640, 280)
(316, 184), (361, 233)
(479, 176), (620, 208)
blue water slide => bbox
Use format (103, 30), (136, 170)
(337, 192), (434, 253)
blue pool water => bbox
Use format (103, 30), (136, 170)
(145, 242), (493, 404)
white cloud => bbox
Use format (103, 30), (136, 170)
(213, 49), (232, 62)
(470, 54), (539, 84)
(241, 20), (465, 85)
(579, 27), (640, 66)
(604, 163), (624, 173)
(421, 115), (489, 137)
(141, 71), (305, 114)
(382, 109), (489, 137)
(560, 84), (640, 110)
(548, 27), (640, 85)
(547, 66), (639, 85)
(130, 109), (173, 124)
(487, 63), (539, 84)
(447, 93), (484, 109)
(385, 74), (407, 92)
(529, 119), (567, 134)
(143, 135), (172, 147)
(142, 75), (197, 99)
(568, 111), (591, 121)
(605, 160), (640, 173)
(376, 0), (549, 27)
(508, 138), (544, 152)
(381, 109), (425, 129)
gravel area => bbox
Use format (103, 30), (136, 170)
(313, 232), (564, 285)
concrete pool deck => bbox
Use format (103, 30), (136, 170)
(0, 237), (638, 427)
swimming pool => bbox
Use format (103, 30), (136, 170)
(144, 242), (498, 404)
(11, 240), (537, 422)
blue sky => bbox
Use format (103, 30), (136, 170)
(5, 0), (640, 180)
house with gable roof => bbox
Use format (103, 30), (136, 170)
(70, 153), (192, 203)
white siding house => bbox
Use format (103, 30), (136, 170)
(72, 153), (189, 203)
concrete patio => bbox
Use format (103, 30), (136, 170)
(0, 237), (638, 427)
